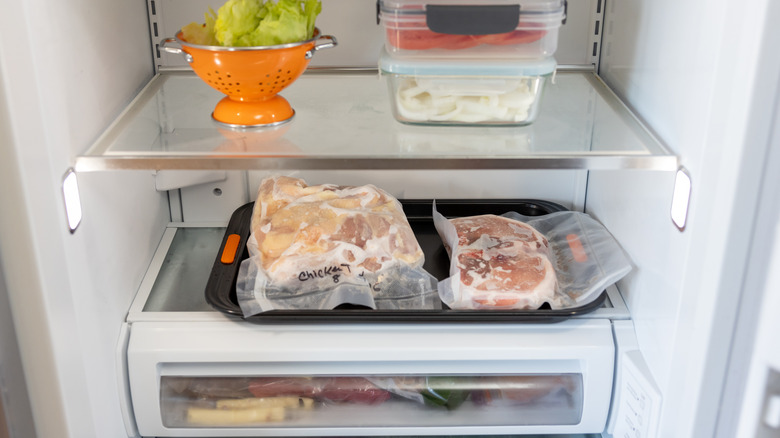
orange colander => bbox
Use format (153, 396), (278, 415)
(162, 29), (336, 127)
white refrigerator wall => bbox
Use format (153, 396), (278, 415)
(0, 0), (162, 437)
(719, 22), (780, 434)
(729, 103), (780, 437)
(590, 0), (780, 436)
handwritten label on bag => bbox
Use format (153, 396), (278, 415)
(359, 272), (381, 292)
(297, 264), (381, 291)
(298, 264), (351, 283)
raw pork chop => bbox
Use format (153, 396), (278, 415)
(449, 214), (556, 309)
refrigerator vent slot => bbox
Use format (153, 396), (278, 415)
(589, 0), (604, 67)
(148, 0), (161, 72)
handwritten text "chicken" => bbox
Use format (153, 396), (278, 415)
(298, 264), (352, 283)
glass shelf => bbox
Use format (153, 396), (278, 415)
(76, 69), (677, 172)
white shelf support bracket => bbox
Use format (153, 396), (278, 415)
(61, 167), (83, 234)
(671, 166), (692, 231)
(154, 170), (228, 192)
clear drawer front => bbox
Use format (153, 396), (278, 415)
(160, 374), (583, 428)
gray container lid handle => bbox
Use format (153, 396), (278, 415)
(426, 5), (520, 35)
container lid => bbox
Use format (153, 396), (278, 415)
(380, 0), (566, 14)
(379, 0), (566, 34)
(379, 50), (557, 77)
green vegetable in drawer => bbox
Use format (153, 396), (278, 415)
(420, 376), (470, 410)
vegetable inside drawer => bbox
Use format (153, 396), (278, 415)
(160, 374), (583, 428)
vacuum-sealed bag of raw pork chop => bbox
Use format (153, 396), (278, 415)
(433, 203), (632, 310)
(236, 176), (438, 316)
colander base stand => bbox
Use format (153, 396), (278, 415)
(212, 95), (295, 127)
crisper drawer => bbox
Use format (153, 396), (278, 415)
(127, 319), (614, 437)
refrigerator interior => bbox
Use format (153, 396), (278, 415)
(1, 0), (779, 437)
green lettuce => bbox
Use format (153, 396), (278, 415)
(181, 8), (218, 45)
(181, 0), (322, 47)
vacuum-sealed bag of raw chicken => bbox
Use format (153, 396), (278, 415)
(236, 176), (438, 316)
(433, 203), (632, 310)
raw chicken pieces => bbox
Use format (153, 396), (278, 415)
(250, 176), (424, 286)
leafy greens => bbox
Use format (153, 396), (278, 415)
(181, 0), (322, 47)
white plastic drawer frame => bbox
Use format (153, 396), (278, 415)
(127, 319), (615, 437)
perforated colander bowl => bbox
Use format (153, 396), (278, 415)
(162, 29), (337, 127)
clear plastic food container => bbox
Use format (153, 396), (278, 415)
(378, 0), (566, 59)
(380, 52), (556, 126)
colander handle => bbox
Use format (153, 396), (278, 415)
(305, 35), (338, 59)
(160, 37), (194, 63)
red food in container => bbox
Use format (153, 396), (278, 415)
(378, 0), (565, 59)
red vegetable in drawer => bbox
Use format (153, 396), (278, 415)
(319, 377), (392, 405)
(248, 377), (391, 405)
(471, 375), (577, 405)
(248, 377), (320, 398)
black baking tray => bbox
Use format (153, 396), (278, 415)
(205, 199), (608, 323)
